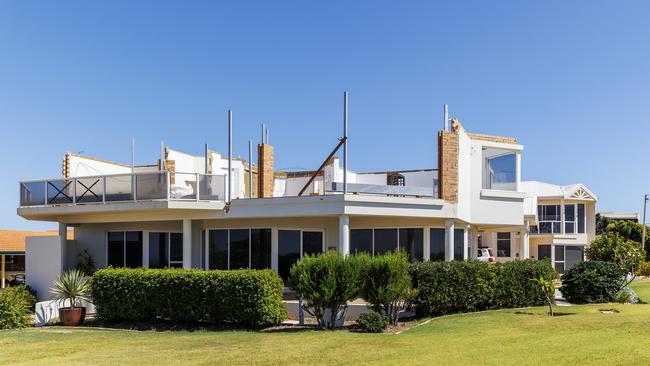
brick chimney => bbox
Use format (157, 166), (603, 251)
(437, 118), (460, 202)
(257, 143), (274, 198)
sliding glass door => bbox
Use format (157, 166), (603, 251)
(278, 230), (324, 281)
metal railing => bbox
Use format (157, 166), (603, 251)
(19, 171), (226, 207)
(328, 182), (436, 198)
(529, 221), (562, 235)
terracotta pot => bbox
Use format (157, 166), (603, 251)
(59, 307), (86, 326)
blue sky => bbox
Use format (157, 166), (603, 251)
(1, 1), (649, 230)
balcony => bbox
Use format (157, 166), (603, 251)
(529, 221), (562, 235)
(19, 172), (226, 207)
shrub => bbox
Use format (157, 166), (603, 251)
(559, 261), (624, 304)
(360, 251), (412, 325)
(637, 261), (650, 277)
(410, 260), (555, 317)
(50, 269), (91, 308)
(0, 286), (37, 329)
(586, 232), (646, 282)
(288, 251), (364, 329)
(357, 311), (389, 333)
(91, 268), (286, 326)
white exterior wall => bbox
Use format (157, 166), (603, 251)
(68, 155), (132, 177)
(26, 236), (63, 301)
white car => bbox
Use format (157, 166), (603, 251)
(477, 247), (495, 263)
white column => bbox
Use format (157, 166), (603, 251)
(142, 231), (149, 268)
(58, 223), (68, 270)
(550, 244), (555, 270)
(520, 222), (530, 259)
(182, 219), (192, 269)
(339, 215), (350, 256)
(515, 152), (521, 192)
(470, 228), (479, 260)
(423, 227), (430, 261)
(463, 225), (469, 260)
(445, 219), (455, 261)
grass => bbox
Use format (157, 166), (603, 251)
(3, 300), (650, 365)
(630, 278), (650, 303)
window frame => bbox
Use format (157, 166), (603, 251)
(496, 232), (512, 258)
(350, 227), (425, 258)
(147, 231), (183, 268)
(106, 231), (143, 268)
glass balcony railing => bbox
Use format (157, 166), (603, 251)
(19, 172), (226, 207)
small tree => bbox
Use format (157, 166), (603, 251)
(586, 232), (645, 286)
(530, 277), (555, 316)
(288, 251), (364, 329)
(360, 251), (412, 325)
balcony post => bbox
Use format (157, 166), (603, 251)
(166, 171), (171, 200)
(196, 173), (200, 201)
(132, 174), (137, 202)
(102, 176), (106, 203)
(72, 178), (76, 205)
(44, 181), (48, 205)
(515, 152), (521, 192)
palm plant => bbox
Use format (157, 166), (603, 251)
(50, 269), (91, 308)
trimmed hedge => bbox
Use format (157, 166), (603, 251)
(410, 260), (555, 316)
(91, 268), (286, 326)
(559, 261), (624, 304)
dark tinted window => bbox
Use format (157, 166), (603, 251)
(208, 230), (228, 270)
(169, 233), (183, 263)
(148, 232), (168, 268)
(577, 204), (585, 233)
(302, 231), (323, 256)
(555, 245), (565, 262)
(497, 232), (511, 257)
(399, 228), (423, 262)
(229, 229), (249, 269)
(278, 230), (301, 281)
(125, 232), (143, 268)
(538, 245), (551, 260)
(107, 232), (124, 267)
(430, 228), (445, 261)
(251, 228), (272, 269)
(374, 229), (398, 255)
(454, 229), (464, 260)
(350, 229), (372, 254)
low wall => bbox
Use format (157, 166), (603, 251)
(26, 236), (62, 301)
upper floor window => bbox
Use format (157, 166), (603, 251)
(565, 204), (576, 234)
(577, 204), (585, 234)
(537, 205), (561, 234)
(483, 150), (516, 191)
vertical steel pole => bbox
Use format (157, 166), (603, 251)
(160, 140), (165, 170)
(204, 143), (209, 174)
(131, 138), (135, 172)
(228, 110), (233, 202)
(248, 139), (253, 198)
(444, 104), (449, 131)
(643, 194), (648, 250)
(343, 91), (348, 195)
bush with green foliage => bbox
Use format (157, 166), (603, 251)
(597, 218), (650, 260)
(559, 261), (624, 304)
(91, 268), (286, 326)
(409, 260), (555, 317)
(357, 311), (389, 333)
(586, 232), (645, 284)
(0, 285), (37, 329)
(288, 251), (364, 329)
(360, 251), (412, 325)
(637, 261), (650, 277)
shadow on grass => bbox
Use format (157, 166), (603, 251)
(81, 318), (267, 333)
(512, 311), (575, 317)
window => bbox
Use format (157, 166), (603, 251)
(107, 231), (143, 268)
(430, 228), (445, 261)
(4, 255), (25, 271)
(387, 173), (405, 186)
(564, 204), (575, 234)
(148, 232), (183, 268)
(207, 228), (272, 271)
(351, 228), (424, 258)
(399, 228), (423, 262)
(278, 230), (324, 281)
(454, 229), (465, 260)
(496, 232), (511, 257)
(554, 245), (565, 273)
(536, 205), (561, 234)
(538, 245), (551, 260)
(484, 152), (516, 190)
(577, 204), (585, 233)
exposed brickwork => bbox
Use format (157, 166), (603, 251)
(438, 130), (459, 202)
(257, 144), (274, 198)
(467, 133), (517, 144)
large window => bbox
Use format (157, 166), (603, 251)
(454, 229), (465, 260)
(107, 231), (143, 268)
(564, 204), (576, 234)
(207, 228), (272, 271)
(577, 204), (585, 234)
(430, 228), (445, 261)
(278, 230), (324, 281)
(148, 232), (183, 268)
(496, 232), (511, 257)
(536, 205), (561, 234)
(484, 152), (516, 190)
(351, 228), (424, 260)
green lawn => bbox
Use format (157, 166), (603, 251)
(630, 278), (650, 303)
(3, 283), (650, 365)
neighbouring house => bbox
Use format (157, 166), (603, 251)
(598, 211), (640, 223)
(0, 229), (73, 288)
(17, 117), (597, 300)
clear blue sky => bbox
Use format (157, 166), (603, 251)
(1, 1), (649, 230)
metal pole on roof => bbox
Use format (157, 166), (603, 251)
(160, 140), (165, 170)
(261, 123), (265, 144)
(444, 104), (449, 131)
(131, 138), (135, 172)
(248, 139), (253, 198)
(204, 143), (209, 174)
(265, 128), (269, 144)
(228, 110), (233, 203)
(343, 91), (348, 195)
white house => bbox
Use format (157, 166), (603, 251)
(17, 117), (596, 300)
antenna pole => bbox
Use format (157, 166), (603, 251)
(228, 110), (233, 202)
(343, 91), (348, 194)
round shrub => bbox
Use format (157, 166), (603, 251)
(559, 261), (624, 304)
(357, 311), (389, 333)
(0, 286), (37, 329)
(360, 251), (412, 325)
(637, 261), (650, 277)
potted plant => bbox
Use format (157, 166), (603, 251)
(50, 269), (91, 326)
